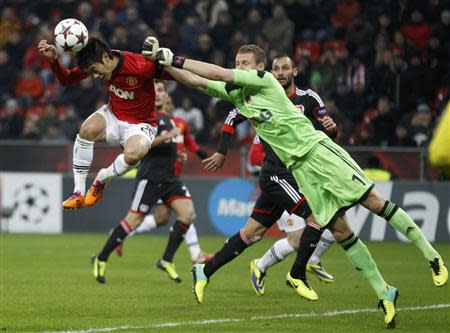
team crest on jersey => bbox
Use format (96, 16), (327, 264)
(295, 104), (305, 114)
(126, 76), (138, 87)
(287, 218), (294, 226)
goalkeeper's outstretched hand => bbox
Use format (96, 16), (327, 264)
(142, 36), (159, 60)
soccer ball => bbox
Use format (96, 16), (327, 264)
(54, 18), (88, 53)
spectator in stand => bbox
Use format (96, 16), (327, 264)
(228, 0), (250, 23)
(333, 76), (354, 122)
(427, 34), (448, 93)
(61, 106), (81, 141)
(391, 119), (415, 147)
(409, 103), (433, 147)
(174, 97), (204, 136)
(178, 12), (206, 54)
(109, 25), (130, 50)
(370, 49), (396, 101)
(0, 50), (17, 100)
(330, 0), (360, 29)
(61, 76), (101, 120)
(14, 69), (44, 109)
(314, 49), (345, 94)
(400, 51), (433, 112)
(0, 7), (21, 48)
(5, 31), (26, 70)
(124, 6), (149, 52)
(372, 96), (397, 146)
(433, 10), (450, 49)
(21, 118), (40, 140)
(346, 14), (374, 58)
(210, 10), (234, 53)
(239, 8), (263, 44)
(209, 0), (229, 28)
(98, 9), (117, 40)
(77, 2), (99, 32)
(156, 8), (180, 51)
(40, 123), (68, 143)
(193, 34), (214, 62)
(346, 54), (366, 93)
(262, 4), (295, 54)
(401, 9), (431, 55)
(0, 98), (24, 139)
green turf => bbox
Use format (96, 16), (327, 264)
(1, 233), (449, 333)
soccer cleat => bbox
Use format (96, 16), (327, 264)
(85, 170), (107, 206)
(306, 262), (335, 283)
(156, 259), (181, 283)
(192, 252), (215, 265)
(115, 243), (123, 257)
(192, 264), (208, 304)
(250, 259), (266, 296)
(378, 286), (399, 329)
(92, 255), (106, 284)
(286, 271), (318, 301)
(62, 191), (85, 210)
(430, 257), (448, 287)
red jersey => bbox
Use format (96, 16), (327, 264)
(172, 116), (200, 176)
(49, 50), (170, 126)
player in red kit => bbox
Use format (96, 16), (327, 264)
(38, 37), (170, 209)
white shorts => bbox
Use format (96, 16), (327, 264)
(93, 105), (157, 146)
(277, 211), (306, 233)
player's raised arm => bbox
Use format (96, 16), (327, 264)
(38, 39), (88, 86)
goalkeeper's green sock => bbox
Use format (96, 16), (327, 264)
(379, 201), (439, 261)
(340, 233), (389, 299)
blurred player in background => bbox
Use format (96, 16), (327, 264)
(92, 90), (209, 284)
(114, 80), (213, 265)
(202, 55), (337, 295)
(429, 101), (450, 177)
(38, 37), (171, 210)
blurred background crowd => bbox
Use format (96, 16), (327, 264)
(0, 0), (449, 149)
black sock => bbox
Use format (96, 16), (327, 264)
(98, 220), (131, 261)
(290, 225), (323, 279)
(204, 231), (249, 278)
(162, 220), (190, 262)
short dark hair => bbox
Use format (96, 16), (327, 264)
(272, 54), (295, 68)
(77, 37), (113, 70)
(155, 79), (166, 90)
(237, 44), (266, 66)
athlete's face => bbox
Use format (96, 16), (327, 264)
(86, 53), (116, 81)
(155, 82), (168, 108)
(235, 53), (265, 71)
(272, 57), (298, 89)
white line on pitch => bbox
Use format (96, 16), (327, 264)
(43, 303), (450, 333)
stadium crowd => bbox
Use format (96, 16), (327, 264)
(0, 0), (449, 148)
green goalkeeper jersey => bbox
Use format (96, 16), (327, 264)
(206, 69), (328, 168)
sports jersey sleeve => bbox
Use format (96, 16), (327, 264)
(49, 58), (89, 86)
(232, 69), (271, 89)
(249, 135), (265, 166)
(205, 80), (233, 102)
(182, 123), (200, 153)
(218, 108), (246, 155)
(303, 89), (337, 138)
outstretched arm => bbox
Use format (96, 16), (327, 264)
(163, 67), (208, 91)
(182, 59), (234, 83)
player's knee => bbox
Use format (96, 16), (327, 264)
(361, 190), (386, 214)
(79, 122), (100, 141)
(287, 231), (301, 250)
(124, 149), (142, 165)
(241, 228), (264, 244)
(178, 208), (195, 224)
(155, 212), (170, 226)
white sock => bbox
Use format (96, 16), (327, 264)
(132, 214), (157, 235)
(256, 237), (294, 273)
(73, 134), (94, 195)
(184, 224), (201, 261)
(98, 153), (135, 182)
(308, 229), (335, 265)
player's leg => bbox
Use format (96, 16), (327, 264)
(330, 214), (398, 328)
(115, 201), (169, 256)
(63, 111), (106, 210)
(307, 229), (336, 283)
(86, 121), (156, 206)
(255, 213), (300, 277)
(185, 224), (214, 264)
(361, 188), (448, 286)
(192, 216), (269, 303)
(92, 210), (144, 283)
(156, 182), (195, 283)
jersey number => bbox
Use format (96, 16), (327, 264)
(260, 109), (273, 122)
(352, 174), (365, 186)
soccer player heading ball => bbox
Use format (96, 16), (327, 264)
(38, 35), (172, 210)
(142, 37), (448, 329)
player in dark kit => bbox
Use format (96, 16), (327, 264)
(92, 109), (199, 283)
(201, 54), (337, 297)
(38, 37), (171, 210)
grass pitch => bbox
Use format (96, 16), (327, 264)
(1, 233), (449, 333)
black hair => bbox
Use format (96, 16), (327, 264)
(77, 36), (114, 71)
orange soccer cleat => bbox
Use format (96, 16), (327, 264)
(85, 170), (108, 206)
(62, 191), (85, 210)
